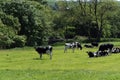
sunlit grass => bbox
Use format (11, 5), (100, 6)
(0, 42), (120, 80)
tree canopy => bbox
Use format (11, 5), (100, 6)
(0, 0), (120, 49)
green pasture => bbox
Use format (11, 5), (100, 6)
(0, 42), (120, 80)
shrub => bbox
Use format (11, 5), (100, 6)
(11, 35), (26, 48)
(100, 38), (120, 42)
(74, 36), (88, 43)
(0, 25), (15, 49)
(0, 35), (14, 49)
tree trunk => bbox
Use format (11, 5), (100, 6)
(97, 28), (102, 42)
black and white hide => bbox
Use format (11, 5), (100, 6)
(35, 46), (53, 60)
(86, 51), (97, 57)
(98, 43), (114, 52)
(86, 51), (108, 58)
(98, 51), (109, 56)
(64, 42), (82, 53)
(112, 47), (120, 53)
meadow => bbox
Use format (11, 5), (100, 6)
(0, 42), (120, 80)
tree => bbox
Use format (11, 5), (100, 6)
(70, 0), (118, 41)
(0, 8), (25, 49)
(88, 0), (117, 41)
(1, 0), (53, 46)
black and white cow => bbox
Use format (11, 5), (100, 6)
(64, 42), (82, 53)
(98, 43), (114, 52)
(86, 51), (97, 57)
(86, 51), (108, 58)
(98, 51), (109, 56)
(112, 47), (120, 53)
(35, 45), (53, 60)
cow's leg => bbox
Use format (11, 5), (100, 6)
(107, 49), (111, 55)
(64, 46), (67, 53)
(72, 47), (75, 53)
(50, 52), (52, 60)
(47, 50), (52, 60)
(40, 53), (42, 59)
(72, 45), (76, 53)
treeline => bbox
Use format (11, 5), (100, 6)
(0, 0), (120, 49)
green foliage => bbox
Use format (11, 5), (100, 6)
(0, 0), (120, 48)
(74, 36), (88, 43)
(0, 13), (20, 33)
(100, 38), (120, 42)
(0, 14), (26, 49)
(1, 0), (53, 46)
(11, 35), (26, 47)
(108, 4), (120, 38)
(102, 23), (112, 38)
(64, 26), (75, 39)
(0, 25), (15, 49)
(0, 25), (26, 49)
(52, 0), (120, 41)
(48, 31), (64, 45)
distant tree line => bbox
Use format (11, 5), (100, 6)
(52, 0), (120, 40)
(0, 0), (120, 49)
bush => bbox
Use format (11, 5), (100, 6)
(0, 25), (15, 49)
(0, 35), (14, 49)
(64, 26), (75, 39)
(11, 35), (26, 48)
(48, 32), (65, 44)
(51, 42), (65, 46)
(74, 36), (88, 43)
(100, 38), (120, 42)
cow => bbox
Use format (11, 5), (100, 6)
(64, 42), (82, 53)
(98, 43), (114, 52)
(112, 47), (120, 53)
(35, 45), (53, 60)
(86, 51), (97, 57)
(91, 42), (99, 47)
(98, 51), (109, 56)
(86, 51), (108, 58)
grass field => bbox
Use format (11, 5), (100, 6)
(0, 42), (120, 80)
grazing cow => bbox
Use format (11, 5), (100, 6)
(86, 51), (108, 58)
(98, 43), (114, 52)
(84, 44), (93, 48)
(112, 47), (120, 53)
(64, 42), (82, 53)
(91, 42), (99, 47)
(35, 45), (53, 60)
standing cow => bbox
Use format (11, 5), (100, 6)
(35, 45), (53, 60)
(64, 42), (82, 53)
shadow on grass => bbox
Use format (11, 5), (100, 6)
(33, 58), (48, 60)
(33, 58), (41, 60)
